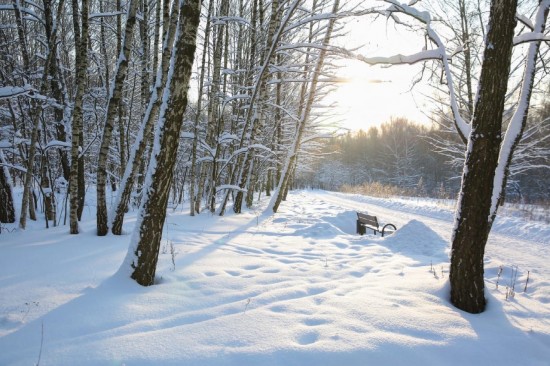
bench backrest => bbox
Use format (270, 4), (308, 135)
(357, 213), (379, 228)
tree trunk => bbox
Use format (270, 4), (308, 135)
(188, 0), (212, 216)
(13, 0), (36, 229)
(450, 0), (517, 314)
(46, 0), (71, 182)
(69, 0), (90, 234)
(491, 2), (549, 215)
(124, 0), (201, 286)
(40, 154), (55, 222)
(110, 0), (179, 235)
(0, 151), (16, 223)
(232, 0), (295, 213)
(96, 0), (139, 236)
(16, 0), (64, 228)
(270, 0), (338, 212)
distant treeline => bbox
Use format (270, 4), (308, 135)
(296, 116), (550, 203)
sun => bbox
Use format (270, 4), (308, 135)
(329, 59), (430, 132)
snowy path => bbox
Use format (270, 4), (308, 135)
(317, 190), (550, 279)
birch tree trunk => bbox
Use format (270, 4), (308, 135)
(45, 0), (71, 182)
(244, 0), (280, 209)
(69, 0), (90, 234)
(223, 0), (299, 215)
(122, 0), (202, 286)
(17, 0), (64, 228)
(14, 0), (37, 228)
(491, 2), (549, 214)
(205, 0), (230, 212)
(449, 0), (517, 314)
(96, 0), (139, 236)
(189, 0), (215, 216)
(110, 0), (179, 235)
(0, 151), (16, 223)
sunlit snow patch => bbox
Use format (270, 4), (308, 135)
(380, 220), (449, 261)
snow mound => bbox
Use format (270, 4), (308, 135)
(322, 211), (357, 235)
(293, 211), (357, 237)
(293, 221), (344, 237)
(381, 220), (449, 260)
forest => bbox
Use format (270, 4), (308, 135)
(301, 114), (550, 203)
(1, 0), (549, 313)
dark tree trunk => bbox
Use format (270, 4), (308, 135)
(77, 130), (86, 221)
(96, 0), (139, 236)
(129, 0), (201, 286)
(0, 152), (16, 223)
(450, 0), (517, 314)
(111, 0), (179, 235)
(69, 0), (89, 234)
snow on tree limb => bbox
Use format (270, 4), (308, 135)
(513, 32), (550, 45)
(490, 0), (550, 218)
(88, 12), (125, 20)
(353, 49), (444, 65)
(384, 0), (432, 24)
(349, 0), (471, 140)
(0, 86), (32, 99)
(516, 12), (534, 30)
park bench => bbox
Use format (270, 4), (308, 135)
(356, 212), (396, 237)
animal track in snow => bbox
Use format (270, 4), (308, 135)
(295, 330), (319, 345)
(303, 318), (330, 326)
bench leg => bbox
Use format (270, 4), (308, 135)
(357, 220), (365, 235)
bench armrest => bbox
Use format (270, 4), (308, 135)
(381, 223), (397, 237)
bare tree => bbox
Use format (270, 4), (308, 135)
(69, 0), (90, 234)
(350, 0), (550, 313)
(0, 150), (15, 223)
(96, 0), (139, 236)
(110, 0), (180, 235)
(270, 0), (341, 212)
(121, 0), (202, 286)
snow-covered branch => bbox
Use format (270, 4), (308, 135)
(491, 0), (550, 216)
(89, 12), (125, 20)
(0, 86), (33, 99)
(354, 49), (445, 65)
(513, 32), (550, 46)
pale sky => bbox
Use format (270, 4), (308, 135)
(327, 12), (436, 131)
(329, 60), (432, 131)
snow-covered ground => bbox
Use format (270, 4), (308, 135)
(0, 190), (549, 365)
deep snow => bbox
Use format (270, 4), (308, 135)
(0, 190), (549, 365)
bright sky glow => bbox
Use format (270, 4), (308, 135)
(330, 59), (432, 131)
(328, 14), (435, 131)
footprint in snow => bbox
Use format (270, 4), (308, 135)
(303, 318), (330, 326)
(243, 264), (260, 270)
(225, 270), (241, 277)
(261, 268), (280, 274)
(296, 331), (319, 345)
(349, 271), (365, 278)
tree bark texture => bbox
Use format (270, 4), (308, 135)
(189, 0), (216, 216)
(129, 0), (201, 286)
(0, 151), (16, 223)
(110, 0), (179, 235)
(96, 0), (139, 236)
(450, 0), (517, 314)
(69, 0), (90, 234)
